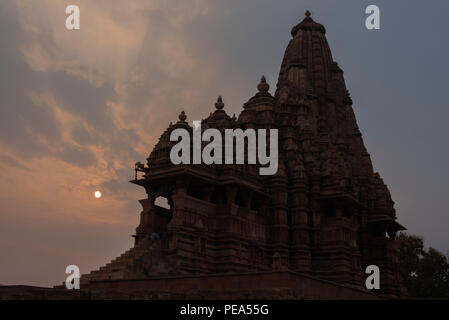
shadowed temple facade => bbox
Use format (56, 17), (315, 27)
(75, 11), (406, 299)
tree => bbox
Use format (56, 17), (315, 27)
(397, 233), (449, 297)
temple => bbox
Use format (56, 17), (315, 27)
(78, 11), (406, 299)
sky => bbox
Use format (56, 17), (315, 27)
(0, 0), (448, 287)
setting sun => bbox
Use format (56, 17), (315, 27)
(94, 191), (102, 199)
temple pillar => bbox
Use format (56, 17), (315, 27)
(270, 175), (289, 266)
(225, 185), (238, 216)
(170, 178), (188, 227)
(134, 197), (156, 245)
(290, 177), (311, 271)
(202, 184), (214, 202)
(166, 179), (188, 253)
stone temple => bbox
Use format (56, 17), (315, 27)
(77, 11), (406, 299)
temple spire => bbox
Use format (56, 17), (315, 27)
(178, 110), (187, 122)
(277, 12), (331, 97)
(290, 10), (325, 37)
(215, 96), (224, 110)
(257, 75), (270, 93)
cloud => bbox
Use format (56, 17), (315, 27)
(1, 0), (448, 287)
(0, 0), (229, 286)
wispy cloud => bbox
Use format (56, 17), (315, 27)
(1, 0), (448, 286)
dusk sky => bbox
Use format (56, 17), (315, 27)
(1, 0), (448, 287)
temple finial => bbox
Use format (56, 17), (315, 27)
(178, 110), (187, 122)
(305, 10), (311, 18)
(257, 75), (269, 93)
(215, 96), (224, 110)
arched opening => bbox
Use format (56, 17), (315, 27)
(151, 195), (173, 241)
(250, 198), (261, 212)
(235, 191), (245, 207)
(210, 187), (225, 205)
(187, 185), (204, 200)
(154, 196), (171, 209)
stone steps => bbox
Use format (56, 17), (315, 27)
(80, 239), (154, 283)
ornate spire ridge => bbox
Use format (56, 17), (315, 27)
(291, 10), (326, 37)
(277, 12), (332, 97)
(215, 96), (224, 110)
(257, 75), (270, 93)
(178, 110), (187, 122)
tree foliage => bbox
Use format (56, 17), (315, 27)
(397, 233), (449, 297)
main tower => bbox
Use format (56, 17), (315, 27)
(80, 12), (406, 298)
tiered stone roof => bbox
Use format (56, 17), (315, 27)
(81, 11), (406, 297)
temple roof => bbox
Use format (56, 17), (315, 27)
(276, 11), (335, 97)
(290, 10), (326, 37)
(242, 76), (276, 109)
(139, 12), (400, 230)
(202, 96), (236, 129)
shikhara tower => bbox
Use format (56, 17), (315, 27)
(81, 12), (406, 298)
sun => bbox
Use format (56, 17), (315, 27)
(94, 191), (102, 199)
